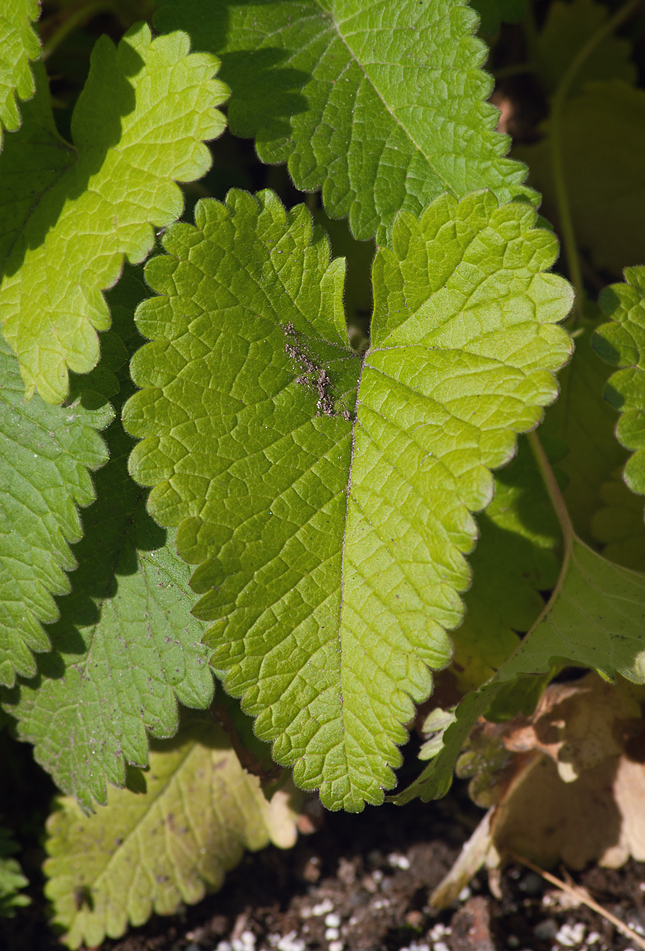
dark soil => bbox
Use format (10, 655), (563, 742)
(3, 787), (645, 951)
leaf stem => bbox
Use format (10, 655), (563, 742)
(549, 0), (643, 322)
(42, 1), (116, 61)
(527, 430), (573, 555)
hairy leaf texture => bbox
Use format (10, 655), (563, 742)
(124, 188), (572, 811)
(397, 536), (645, 804)
(154, 0), (535, 244)
(516, 81), (645, 276)
(44, 722), (300, 949)
(594, 267), (645, 495)
(0, 0), (40, 146)
(0, 22), (228, 405)
(0, 336), (112, 687)
(2, 270), (214, 811)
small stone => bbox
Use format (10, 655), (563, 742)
(405, 910), (424, 929)
(312, 898), (334, 916)
(533, 919), (558, 940)
(325, 928), (340, 941)
(325, 913), (341, 928)
(329, 942), (344, 951)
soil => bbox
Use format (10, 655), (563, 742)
(3, 785), (645, 951)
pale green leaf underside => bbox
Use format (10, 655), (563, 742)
(0, 335), (112, 687)
(0, 826), (30, 917)
(397, 536), (645, 804)
(44, 723), (300, 949)
(0, 0), (40, 145)
(154, 0), (535, 243)
(124, 188), (572, 811)
(594, 267), (645, 496)
(0, 22), (228, 405)
(2, 270), (215, 811)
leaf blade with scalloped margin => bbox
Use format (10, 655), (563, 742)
(594, 267), (645, 496)
(0, 0), (41, 146)
(0, 22), (228, 405)
(2, 268), (215, 811)
(44, 722), (301, 950)
(0, 335), (113, 688)
(154, 0), (535, 244)
(395, 536), (645, 805)
(124, 188), (572, 811)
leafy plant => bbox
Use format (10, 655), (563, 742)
(1, 0), (645, 946)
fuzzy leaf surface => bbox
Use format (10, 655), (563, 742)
(44, 722), (300, 949)
(396, 536), (645, 804)
(0, 335), (112, 687)
(516, 81), (645, 276)
(0, 22), (227, 404)
(154, 0), (534, 244)
(124, 187), (572, 811)
(2, 271), (214, 811)
(594, 267), (645, 495)
(0, 0), (40, 145)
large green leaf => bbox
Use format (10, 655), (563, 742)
(124, 188), (572, 811)
(396, 531), (645, 804)
(0, 0), (40, 146)
(154, 0), (534, 244)
(594, 267), (645, 494)
(0, 335), (112, 687)
(44, 722), (301, 949)
(0, 22), (228, 404)
(2, 271), (214, 811)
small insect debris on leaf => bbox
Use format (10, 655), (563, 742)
(283, 322), (351, 420)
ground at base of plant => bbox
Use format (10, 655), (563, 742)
(3, 788), (645, 951)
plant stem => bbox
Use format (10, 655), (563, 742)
(549, 0), (643, 322)
(42, 1), (116, 61)
(527, 430), (573, 555)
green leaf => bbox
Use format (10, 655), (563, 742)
(154, 0), (535, 244)
(124, 187), (572, 811)
(0, 825), (30, 918)
(540, 319), (629, 544)
(396, 534), (645, 804)
(534, 0), (636, 96)
(0, 0), (41, 145)
(594, 267), (645, 495)
(2, 270), (215, 811)
(44, 721), (301, 950)
(452, 438), (560, 692)
(0, 22), (228, 405)
(0, 335), (112, 687)
(592, 469), (645, 571)
(471, 0), (527, 36)
(515, 81), (645, 276)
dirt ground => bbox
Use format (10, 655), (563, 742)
(3, 784), (645, 951)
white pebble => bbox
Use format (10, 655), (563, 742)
(458, 886), (472, 902)
(372, 869), (384, 883)
(312, 898), (334, 916)
(216, 943), (231, 951)
(325, 913), (341, 928)
(554, 921), (585, 947)
(586, 933), (600, 945)
(429, 924), (451, 941)
(387, 852), (411, 870)
(329, 942), (344, 951)
(434, 942), (450, 951)
(277, 932), (306, 951)
(241, 932), (256, 947)
(325, 927), (340, 940)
